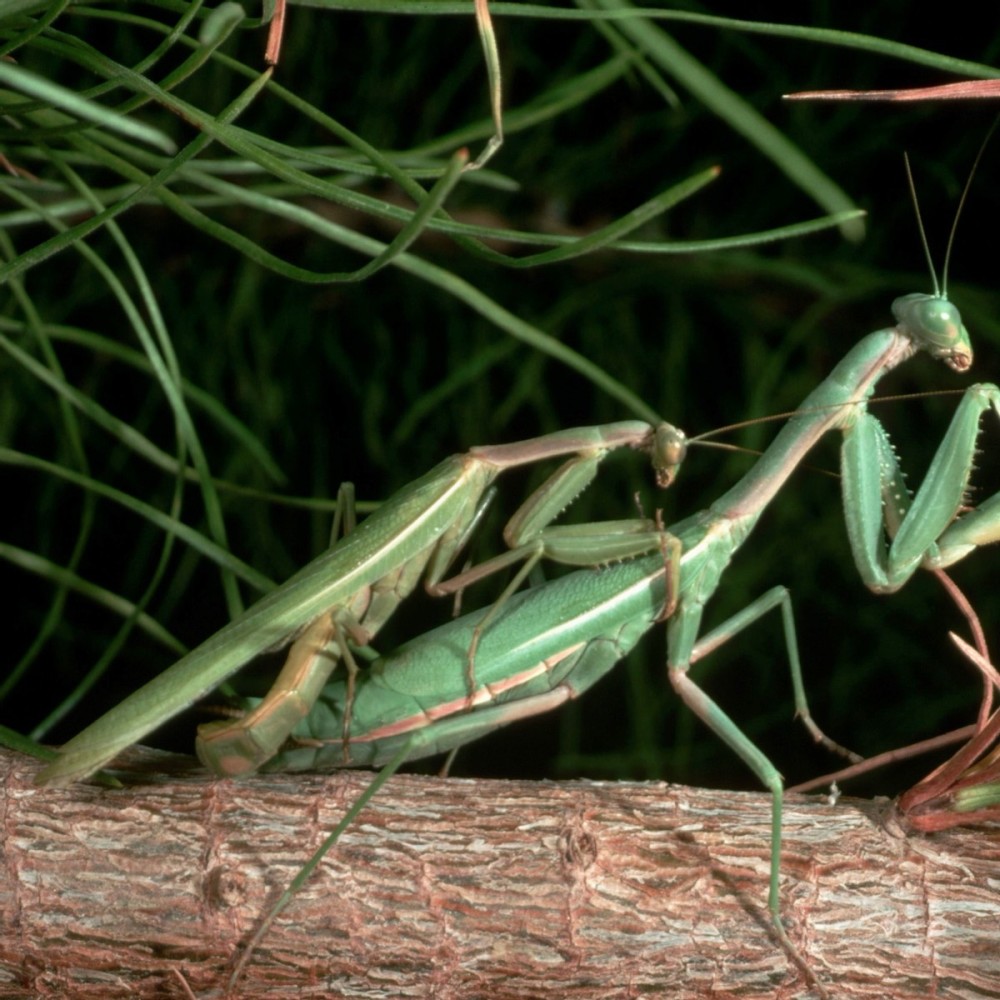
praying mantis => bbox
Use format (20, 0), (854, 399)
(229, 292), (999, 993)
(37, 420), (683, 785)
(221, 291), (998, 992)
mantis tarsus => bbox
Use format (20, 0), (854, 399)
(37, 420), (682, 785)
(231, 289), (1000, 993)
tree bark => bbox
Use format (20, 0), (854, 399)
(2, 747), (999, 999)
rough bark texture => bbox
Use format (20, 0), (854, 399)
(1, 747), (999, 999)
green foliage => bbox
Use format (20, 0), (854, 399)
(2, 0), (998, 796)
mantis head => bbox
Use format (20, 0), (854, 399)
(892, 292), (972, 373)
(650, 422), (687, 488)
(890, 134), (993, 376)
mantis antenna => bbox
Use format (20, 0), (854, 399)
(905, 115), (998, 298)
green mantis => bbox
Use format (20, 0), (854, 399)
(222, 290), (1000, 991)
(37, 421), (682, 785)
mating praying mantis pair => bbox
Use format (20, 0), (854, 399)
(37, 256), (1000, 994)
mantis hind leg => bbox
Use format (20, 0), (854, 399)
(688, 585), (860, 762)
(668, 669), (830, 995)
(667, 590), (847, 997)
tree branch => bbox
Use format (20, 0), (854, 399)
(3, 748), (999, 998)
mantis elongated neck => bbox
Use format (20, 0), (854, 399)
(711, 328), (916, 520)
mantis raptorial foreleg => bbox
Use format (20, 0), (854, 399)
(37, 420), (682, 784)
